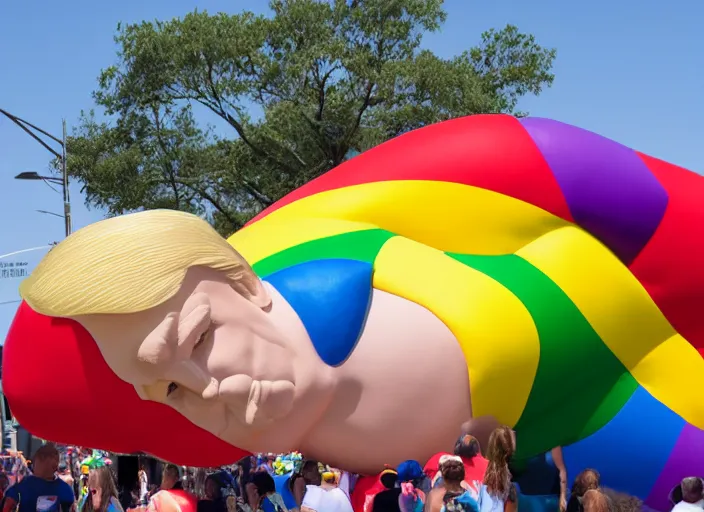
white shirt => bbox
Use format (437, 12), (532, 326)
(301, 485), (353, 512)
(338, 473), (350, 498)
(672, 500), (704, 512)
(139, 471), (148, 498)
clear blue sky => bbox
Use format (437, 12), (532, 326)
(1, 0), (703, 339)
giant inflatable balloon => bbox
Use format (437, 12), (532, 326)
(4, 114), (704, 511)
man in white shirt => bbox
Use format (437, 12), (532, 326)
(672, 477), (704, 512)
(138, 465), (149, 504)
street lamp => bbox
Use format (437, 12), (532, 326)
(1, 108), (72, 238)
(14, 171), (71, 237)
(15, 172), (65, 218)
(14, 172), (62, 184)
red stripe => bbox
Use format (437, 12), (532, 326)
(629, 153), (704, 355)
(246, 114), (573, 226)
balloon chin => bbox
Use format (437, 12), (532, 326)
(2, 301), (249, 466)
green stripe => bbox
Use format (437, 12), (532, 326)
(446, 253), (638, 459)
(252, 229), (396, 278)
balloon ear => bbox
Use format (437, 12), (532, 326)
(231, 267), (271, 309)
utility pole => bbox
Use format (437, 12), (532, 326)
(61, 119), (72, 236)
(0, 108), (72, 237)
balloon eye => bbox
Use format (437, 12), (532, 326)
(166, 382), (179, 397)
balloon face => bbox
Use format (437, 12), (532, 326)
(68, 268), (332, 455)
(5, 114), (704, 511)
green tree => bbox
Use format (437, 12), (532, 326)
(67, 0), (556, 234)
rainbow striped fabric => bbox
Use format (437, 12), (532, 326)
(228, 114), (704, 510)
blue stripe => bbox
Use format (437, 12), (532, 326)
(562, 386), (683, 500)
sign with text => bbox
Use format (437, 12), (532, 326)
(0, 245), (53, 343)
(0, 261), (29, 280)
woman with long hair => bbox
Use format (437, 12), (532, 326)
(478, 427), (517, 512)
(81, 466), (123, 512)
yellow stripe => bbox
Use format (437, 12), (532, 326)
(373, 236), (540, 426)
(517, 226), (704, 428)
(228, 217), (378, 265)
(235, 180), (569, 258)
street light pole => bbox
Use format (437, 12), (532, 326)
(61, 119), (71, 236)
(0, 108), (72, 237)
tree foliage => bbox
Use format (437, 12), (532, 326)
(67, 0), (556, 234)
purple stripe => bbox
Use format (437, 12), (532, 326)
(645, 424), (704, 511)
(520, 118), (668, 264)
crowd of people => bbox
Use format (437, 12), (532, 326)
(0, 426), (702, 512)
(108, 425), (700, 512)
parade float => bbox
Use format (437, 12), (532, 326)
(3, 114), (704, 511)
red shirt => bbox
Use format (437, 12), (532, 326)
(351, 472), (396, 512)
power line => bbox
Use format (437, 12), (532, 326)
(0, 245), (52, 260)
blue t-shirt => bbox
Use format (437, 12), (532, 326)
(6, 476), (75, 512)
